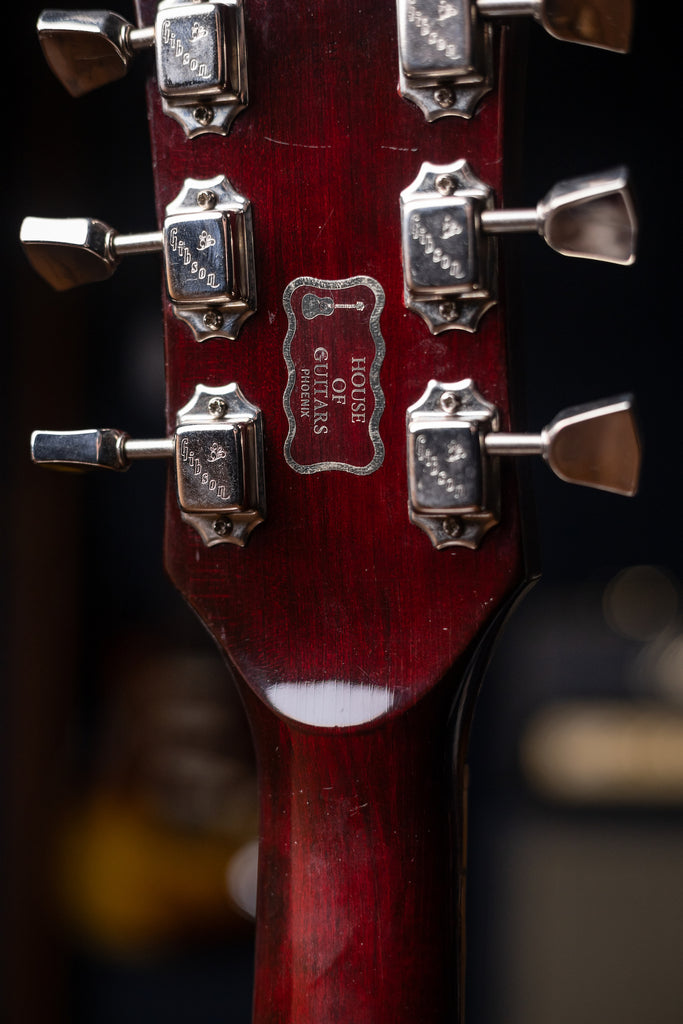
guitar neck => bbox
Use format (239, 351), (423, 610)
(246, 680), (464, 1023)
(224, 588), (523, 1024)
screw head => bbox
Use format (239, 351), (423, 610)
(213, 517), (233, 537)
(433, 86), (454, 110)
(435, 174), (456, 197)
(438, 300), (459, 323)
(442, 516), (463, 539)
(197, 189), (217, 209)
(194, 105), (214, 127)
(203, 309), (224, 331)
(439, 391), (460, 415)
(208, 397), (228, 419)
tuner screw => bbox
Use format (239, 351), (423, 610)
(213, 517), (233, 537)
(197, 190), (217, 210)
(208, 397), (228, 419)
(438, 300), (459, 322)
(203, 310), (224, 331)
(435, 175), (456, 197)
(433, 86), (455, 109)
(439, 392), (460, 415)
(442, 516), (463, 539)
(194, 105), (214, 127)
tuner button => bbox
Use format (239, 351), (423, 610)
(536, 0), (632, 53)
(407, 380), (640, 549)
(482, 166), (637, 265)
(31, 428), (131, 471)
(20, 176), (256, 342)
(19, 216), (120, 291)
(477, 0), (632, 52)
(534, 167), (637, 265)
(37, 2), (247, 138)
(31, 384), (266, 548)
(485, 395), (641, 496)
(540, 395), (641, 495)
(37, 11), (134, 97)
(397, 0), (632, 120)
(400, 161), (636, 333)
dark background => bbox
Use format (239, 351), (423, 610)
(4, 4), (682, 1023)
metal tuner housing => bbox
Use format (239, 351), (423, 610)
(406, 379), (641, 550)
(20, 176), (256, 343)
(31, 383), (266, 548)
(400, 161), (637, 333)
(396, 0), (633, 120)
(37, 0), (248, 137)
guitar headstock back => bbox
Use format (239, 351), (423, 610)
(140, 2), (527, 725)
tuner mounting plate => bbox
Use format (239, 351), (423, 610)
(175, 382), (266, 546)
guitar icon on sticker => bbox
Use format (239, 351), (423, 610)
(301, 293), (366, 319)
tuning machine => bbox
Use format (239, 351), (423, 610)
(37, 1), (247, 137)
(397, 0), (633, 120)
(20, 176), (256, 343)
(407, 379), (641, 549)
(31, 383), (266, 547)
(400, 161), (636, 333)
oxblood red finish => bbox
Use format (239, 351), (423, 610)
(135, 1), (528, 1020)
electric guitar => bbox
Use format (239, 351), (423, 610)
(23, 1), (638, 1020)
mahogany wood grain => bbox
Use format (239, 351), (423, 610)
(135, 1), (529, 1020)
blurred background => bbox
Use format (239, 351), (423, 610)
(4, 3), (681, 1023)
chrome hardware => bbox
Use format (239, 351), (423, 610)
(31, 383), (266, 547)
(407, 381), (501, 549)
(400, 162), (636, 333)
(397, 0), (632, 120)
(20, 175), (256, 342)
(407, 380), (640, 549)
(37, 1), (247, 137)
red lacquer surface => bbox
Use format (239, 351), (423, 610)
(135, 1), (528, 1020)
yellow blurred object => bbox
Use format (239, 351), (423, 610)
(59, 790), (257, 953)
